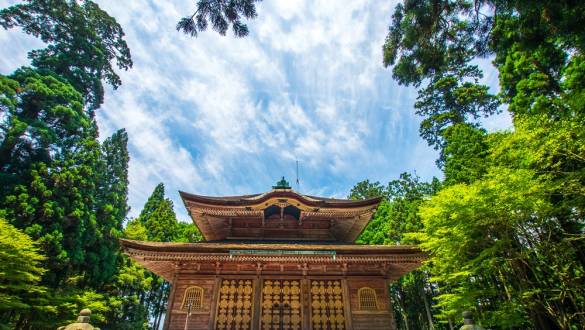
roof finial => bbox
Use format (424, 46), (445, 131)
(273, 176), (291, 189)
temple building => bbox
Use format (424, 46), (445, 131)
(121, 178), (423, 330)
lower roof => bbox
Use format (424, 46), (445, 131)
(120, 239), (424, 281)
(120, 239), (421, 255)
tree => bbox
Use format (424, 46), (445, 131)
(139, 183), (178, 243)
(0, 68), (89, 192)
(415, 65), (499, 158)
(348, 179), (385, 200)
(352, 173), (441, 330)
(0, 218), (47, 329)
(441, 123), (489, 186)
(0, 0), (133, 111)
(177, 0), (261, 37)
(130, 183), (202, 330)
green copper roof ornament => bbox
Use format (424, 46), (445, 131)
(273, 176), (291, 189)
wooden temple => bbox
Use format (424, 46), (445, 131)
(121, 178), (423, 330)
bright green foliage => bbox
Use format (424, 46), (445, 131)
(351, 173), (440, 330)
(0, 0), (133, 111)
(0, 218), (47, 327)
(355, 173), (440, 245)
(176, 221), (204, 243)
(177, 0), (261, 38)
(381, 2), (585, 328)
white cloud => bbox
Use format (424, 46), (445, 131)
(0, 0), (507, 221)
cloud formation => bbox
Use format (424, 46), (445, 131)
(0, 0), (510, 220)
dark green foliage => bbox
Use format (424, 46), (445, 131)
(0, 1), (133, 327)
(0, 0), (133, 111)
(139, 183), (178, 242)
(177, 0), (261, 38)
(415, 65), (499, 157)
(114, 183), (202, 330)
(351, 173), (440, 329)
(382, 1), (585, 328)
(442, 123), (489, 185)
(348, 179), (385, 200)
(0, 68), (89, 190)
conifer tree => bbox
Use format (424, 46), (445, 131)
(0, 0), (133, 111)
(139, 183), (178, 243)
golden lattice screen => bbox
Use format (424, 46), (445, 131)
(358, 287), (378, 310)
(310, 280), (345, 330)
(215, 279), (254, 330)
(181, 286), (203, 310)
(261, 279), (302, 330)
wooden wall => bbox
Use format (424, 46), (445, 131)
(165, 276), (218, 330)
(346, 278), (396, 330)
(164, 275), (396, 330)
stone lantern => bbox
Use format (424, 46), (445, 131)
(459, 311), (485, 330)
(57, 309), (100, 330)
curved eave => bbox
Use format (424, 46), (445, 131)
(120, 239), (425, 282)
(179, 190), (382, 209)
(119, 239), (422, 255)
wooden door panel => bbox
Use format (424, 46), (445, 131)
(260, 279), (302, 330)
(215, 279), (255, 330)
(310, 280), (346, 330)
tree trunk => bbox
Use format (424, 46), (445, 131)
(421, 286), (434, 330)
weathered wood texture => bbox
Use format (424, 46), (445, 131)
(165, 276), (396, 330)
(347, 278), (396, 330)
(166, 276), (216, 330)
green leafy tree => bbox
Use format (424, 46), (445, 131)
(0, 0), (133, 111)
(352, 173), (441, 330)
(0, 218), (47, 329)
(123, 183), (203, 329)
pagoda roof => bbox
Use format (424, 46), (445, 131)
(120, 239), (424, 282)
(179, 189), (382, 208)
(120, 239), (417, 254)
(179, 188), (382, 242)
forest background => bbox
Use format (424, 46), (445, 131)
(1, 0), (584, 329)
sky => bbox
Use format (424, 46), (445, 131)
(0, 0), (511, 221)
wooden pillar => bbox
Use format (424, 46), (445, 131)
(163, 271), (179, 330)
(342, 278), (353, 330)
(252, 275), (262, 330)
(302, 277), (310, 330)
(208, 277), (221, 329)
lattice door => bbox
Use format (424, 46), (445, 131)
(215, 279), (255, 330)
(261, 279), (302, 330)
(310, 280), (345, 330)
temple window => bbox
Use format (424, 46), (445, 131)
(283, 205), (301, 220)
(358, 287), (378, 310)
(181, 286), (203, 310)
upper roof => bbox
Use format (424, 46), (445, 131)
(180, 186), (382, 242)
(179, 189), (382, 208)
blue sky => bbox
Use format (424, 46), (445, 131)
(0, 0), (511, 220)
